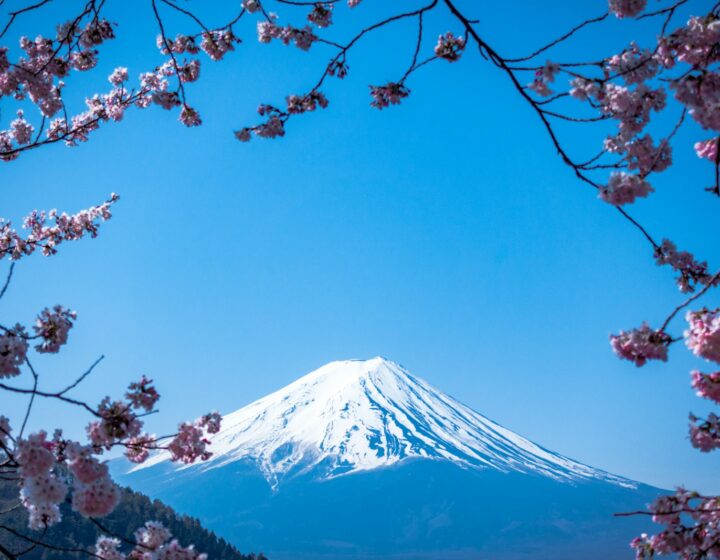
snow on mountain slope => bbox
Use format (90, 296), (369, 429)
(135, 357), (632, 488)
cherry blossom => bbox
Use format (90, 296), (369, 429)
(606, 43), (658, 84)
(599, 172), (653, 206)
(622, 135), (672, 176)
(685, 308), (720, 364)
(95, 536), (125, 560)
(22, 472), (68, 505)
(179, 105), (202, 127)
(610, 323), (670, 366)
(16, 432), (54, 478)
(66, 442), (110, 484)
(0, 194), (119, 260)
(0, 415), (10, 446)
(695, 138), (718, 162)
(71, 474), (121, 517)
(87, 398), (143, 449)
(690, 371), (720, 404)
(199, 30), (240, 61)
(608, 0), (647, 19)
(528, 61), (559, 97)
(126, 376), (160, 412)
(199, 411), (222, 434)
(308, 4), (333, 28)
(688, 413), (720, 452)
(22, 500), (61, 530)
(369, 83), (410, 109)
(125, 433), (156, 463)
(33, 305), (76, 353)
(108, 67), (128, 86)
(434, 32), (465, 62)
(654, 239), (714, 294)
(135, 520), (172, 550)
(167, 421), (212, 464)
(10, 110), (34, 145)
(0, 325), (29, 377)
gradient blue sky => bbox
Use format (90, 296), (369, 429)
(2, 0), (718, 492)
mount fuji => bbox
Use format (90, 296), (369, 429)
(115, 357), (660, 560)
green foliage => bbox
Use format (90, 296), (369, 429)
(0, 480), (268, 559)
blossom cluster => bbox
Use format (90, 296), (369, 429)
(685, 308), (720, 364)
(434, 32), (466, 63)
(599, 172), (653, 206)
(257, 17), (317, 51)
(654, 240), (715, 293)
(369, 83), (410, 110)
(235, 90), (329, 142)
(631, 489), (720, 558)
(0, 17), (122, 159)
(167, 412), (222, 464)
(528, 61), (559, 97)
(1, 195), (119, 260)
(34, 305), (76, 353)
(609, 323), (670, 366)
(609, 0), (647, 19)
(5, 370), (221, 529)
(0, 262), (220, 531)
(93, 521), (207, 560)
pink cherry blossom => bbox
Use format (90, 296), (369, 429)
(167, 422), (212, 464)
(0, 415), (10, 446)
(689, 413), (720, 452)
(690, 371), (720, 404)
(622, 135), (672, 175)
(434, 32), (465, 62)
(599, 172), (653, 205)
(33, 305), (76, 353)
(108, 67), (128, 86)
(685, 308), (720, 364)
(286, 91), (328, 114)
(695, 138), (718, 161)
(179, 105), (202, 127)
(369, 83), (410, 109)
(126, 376), (160, 412)
(16, 432), (54, 477)
(569, 77), (599, 101)
(10, 110), (34, 145)
(125, 433), (156, 463)
(135, 521), (172, 550)
(95, 536), (125, 560)
(72, 474), (121, 517)
(156, 539), (208, 560)
(87, 397), (143, 449)
(606, 43), (658, 84)
(178, 60), (200, 83)
(0, 194), (119, 260)
(22, 500), (61, 530)
(22, 472), (68, 505)
(66, 442), (110, 484)
(199, 411), (222, 434)
(200, 30), (239, 61)
(242, 0), (262, 13)
(610, 323), (670, 366)
(0, 325), (29, 377)
(308, 4), (333, 28)
(608, 0), (647, 19)
(654, 239), (714, 293)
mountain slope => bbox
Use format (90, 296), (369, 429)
(135, 357), (630, 488)
(118, 357), (660, 560)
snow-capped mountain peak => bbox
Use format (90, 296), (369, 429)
(136, 357), (631, 488)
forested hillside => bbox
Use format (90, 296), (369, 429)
(0, 480), (267, 560)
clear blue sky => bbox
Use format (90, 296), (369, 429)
(2, 0), (717, 492)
